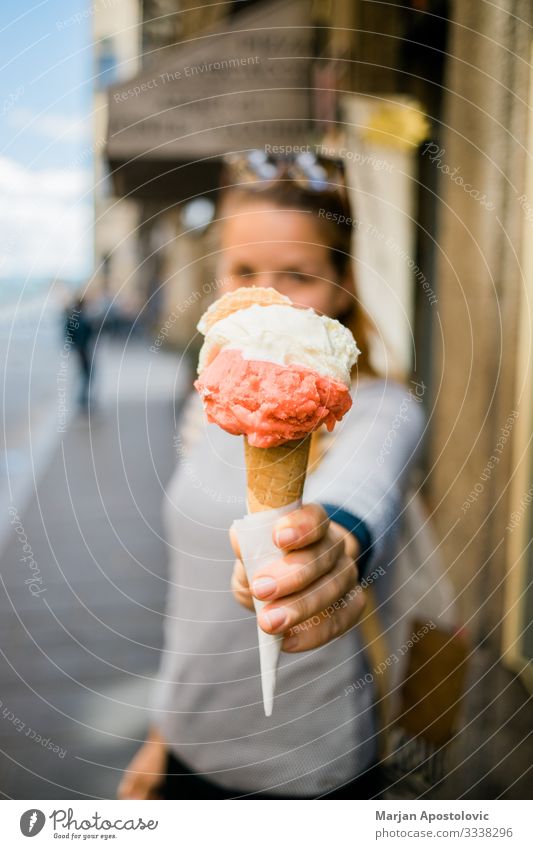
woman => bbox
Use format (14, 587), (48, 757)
(118, 152), (424, 799)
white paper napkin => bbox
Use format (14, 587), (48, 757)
(232, 499), (301, 716)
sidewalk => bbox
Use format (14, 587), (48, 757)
(0, 338), (190, 799)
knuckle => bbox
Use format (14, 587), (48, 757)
(305, 548), (324, 575)
(318, 534), (334, 557)
(231, 572), (252, 607)
(330, 521), (346, 544)
(329, 569), (345, 600)
(236, 592), (253, 610)
(346, 583), (361, 606)
(284, 549), (309, 569)
(314, 532), (331, 556)
(292, 595), (310, 625)
(343, 558), (358, 588)
(289, 561), (314, 593)
(325, 541), (343, 572)
(335, 530), (349, 557)
(328, 522), (345, 548)
(314, 505), (330, 534)
(232, 559), (247, 585)
(304, 502), (329, 534)
(314, 501), (329, 521)
(328, 611), (341, 640)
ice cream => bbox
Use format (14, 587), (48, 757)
(195, 349), (352, 448)
(195, 290), (359, 448)
(194, 287), (359, 715)
(197, 301), (357, 384)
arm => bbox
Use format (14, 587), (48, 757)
(117, 725), (167, 800)
(308, 379), (425, 569)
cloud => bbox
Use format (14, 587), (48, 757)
(7, 107), (92, 144)
(0, 155), (93, 280)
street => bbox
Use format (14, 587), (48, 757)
(0, 332), (190, 798)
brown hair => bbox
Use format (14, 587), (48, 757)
(216, 177), (377, 377)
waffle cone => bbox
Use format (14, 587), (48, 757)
(199, 286), (291, 333)
(244, 436), (311, 513)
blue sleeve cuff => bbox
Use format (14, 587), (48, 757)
(320, 503), (374, 581)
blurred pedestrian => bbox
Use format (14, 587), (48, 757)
(65, 296), (95, 411)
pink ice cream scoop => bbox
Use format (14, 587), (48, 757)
(194, 287), (359, 447)
(195, 348), (352, 448)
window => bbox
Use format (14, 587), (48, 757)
(96, 37), (117, 89)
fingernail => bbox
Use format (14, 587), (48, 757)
(262, 607), (288, 632)
(252, 577), (277, 599)
(283, 636), (299, 651)
(276, 527), (298, 547)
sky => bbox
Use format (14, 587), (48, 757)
(0, 0), (94, 285)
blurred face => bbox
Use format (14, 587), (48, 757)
(216, 198), (353, 318)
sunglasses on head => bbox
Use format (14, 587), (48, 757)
(223, 150), (346, 197)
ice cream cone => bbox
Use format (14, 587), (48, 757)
(244, 436), (311, 513)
